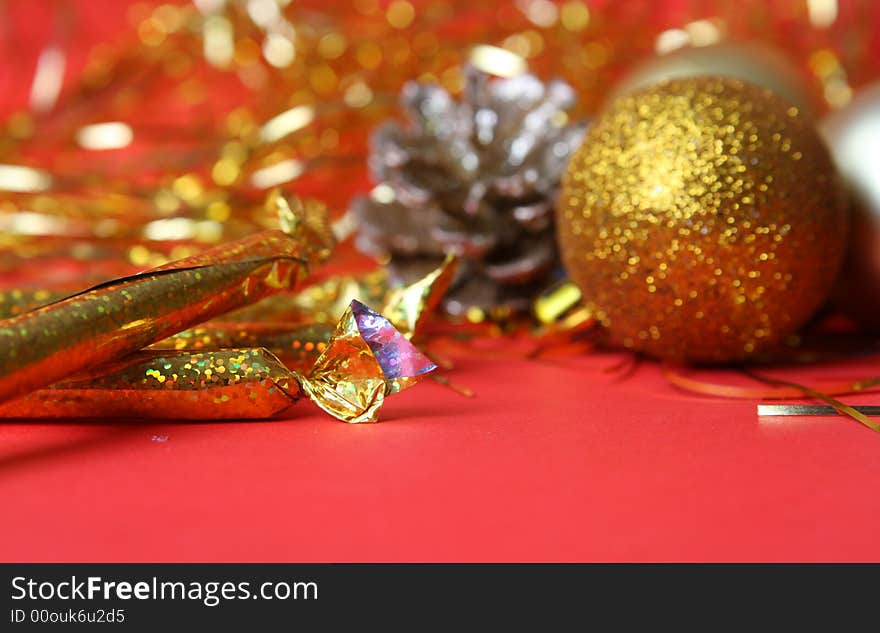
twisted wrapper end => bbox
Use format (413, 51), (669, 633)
(380, 253), (457, 339)
(269, 189), (336, 266)
(296, 300), (437, 423)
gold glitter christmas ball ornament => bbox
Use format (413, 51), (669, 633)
(557, 77), (848, 363)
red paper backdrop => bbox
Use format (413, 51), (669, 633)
(1, 0), (880, 562)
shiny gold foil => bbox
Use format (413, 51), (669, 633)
(0, 301), (435, 423)
(379, 254), (457, 337)
(225, 268), (390, 325)
(0, 289), (68, 319)
(150, 256), (457, 367)
(0, 193), (333, 404)
(0, 348), (296, 420)
(152, 321), (334, 368)
(297, 302), (422, 423)
(532, 280), (583, 325)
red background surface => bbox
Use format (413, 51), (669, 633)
(2, 1), (880, 562)
(4, 349), (880, 562)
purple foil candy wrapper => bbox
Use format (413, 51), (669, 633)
(351, 300), (436, 380)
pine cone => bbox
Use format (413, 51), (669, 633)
(353, 64), (587, 320)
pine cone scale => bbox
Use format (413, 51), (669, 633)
(353, 63), (587, 319)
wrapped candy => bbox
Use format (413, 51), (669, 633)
(148, 255), (458, 367)
(0, 289), (68, 319)
(150, 322), (338, 368)
(0, 300), (436, 423)
(0, 191), (334, 405)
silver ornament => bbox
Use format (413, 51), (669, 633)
(820, 83), (880, 330)
(820, 83), (880, 217)
(609, 42), (814, 114)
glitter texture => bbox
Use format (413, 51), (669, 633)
(0, 348), (297, 420)
(557, 77), (848, 363)
(148, 256), (456, 369)
(152, 321), (334, 368)
(0, 301), (435, 423)
(300, 301), (437, 422)
(0, 193), (333, 404)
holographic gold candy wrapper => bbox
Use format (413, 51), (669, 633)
(0, 301), (435, 424)
(151, 322), (335, 368)
(150, 255), (458, 367)
(296, 300), (436, 421)
(0, 289), (69, 319)
(378, 254), (457, 337)
(0, 193), (333, 405)
(218, 270), (386, 326)
(225, 254), (456, 327)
